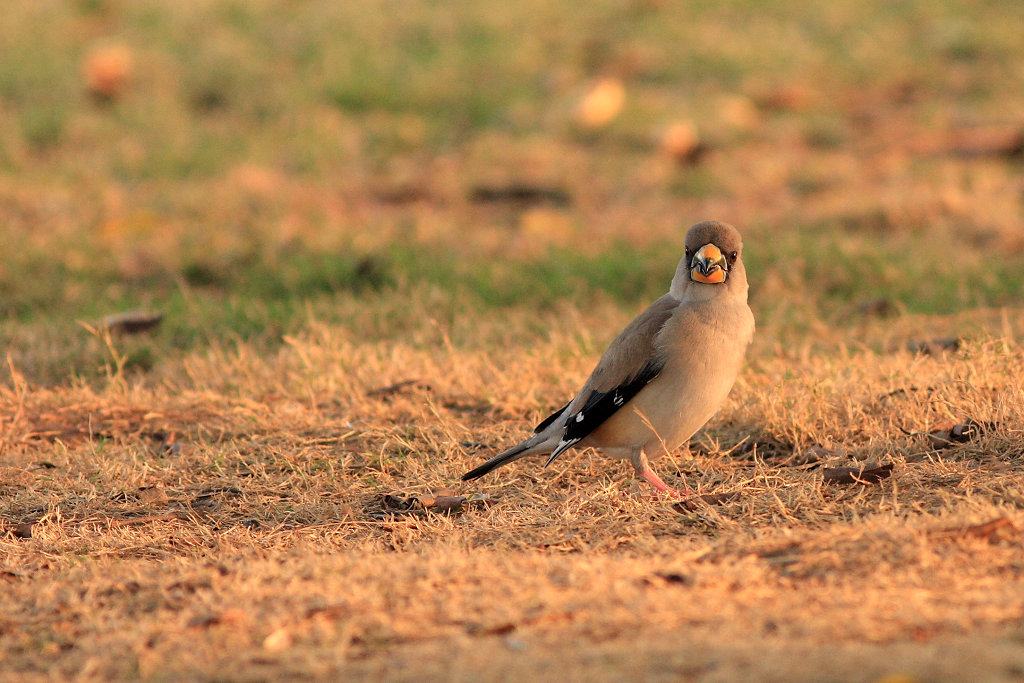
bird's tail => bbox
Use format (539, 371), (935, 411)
(461, 435), (551, 481)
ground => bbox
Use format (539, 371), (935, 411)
(2, 1), (1024, 680)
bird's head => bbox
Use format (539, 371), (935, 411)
(685, 221), (742, 285)
(671, 221), (746, 298)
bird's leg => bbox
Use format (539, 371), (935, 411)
(630, 447), (690, 499)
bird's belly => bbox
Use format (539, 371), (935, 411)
(586, 354), (741, 457)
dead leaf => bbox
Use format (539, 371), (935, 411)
(11, 522), (34, 539)
(189, 493), (221, 510)
(138, 486), (169, 505)
(784, 445), (845, 467)
(382, 492), (491, 516)
(928, 419), (991, 450)
(372, 184), (432, 205)
(188, 609), (247, 629)
(931, 517), (1016, 543)
(857, 297), (893, 317)
(420, 495), (467, 512)
(730, 438), (794, 461)
(659, 120), (705, 165)
(962, 518), (1015, 541)
(100, 310), (163, 335)
(262, 626), (293, 652)
(751, 83), (815, 112)
(575, 77), (625, 129)
(911, 126), (1024, 159)
(671, 492), (739, 513)
(468, 184), (571, 207)
(187, 613), (222, 629)
(366, 379), (429, 398)
(652, 571), (691, 585)
(381, 493), (418, 512)
(152, 432), (181, 456)
(906, 338), (960, 355)
(466, 622), (517, 636)
(821, 463), (893, 485)
(108, 513), (180, 528)
(83, 44), (133, 100)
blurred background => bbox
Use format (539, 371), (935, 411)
(2, 0), (1023, 381)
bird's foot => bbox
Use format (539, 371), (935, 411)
(640, 467), (691, 500)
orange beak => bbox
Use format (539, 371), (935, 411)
(690, 243), (727, 284)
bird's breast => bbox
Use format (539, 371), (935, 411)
(587, 300), (752, 456)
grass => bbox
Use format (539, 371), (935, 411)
(2, 0), (1024, 679)
(3, 310), (1024, 679)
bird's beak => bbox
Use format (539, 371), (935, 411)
(690, 243), (728, 284)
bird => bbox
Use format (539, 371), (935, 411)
(462, 220), (754, 497)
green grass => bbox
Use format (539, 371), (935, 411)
(2, 0), (1023, 386)
(5, 225), (1024, 385)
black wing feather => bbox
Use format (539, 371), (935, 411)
(533, 400), (571, 433)
(544, 358), (664, 466)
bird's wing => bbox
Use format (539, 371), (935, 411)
(545, 294), (679, 464)
(532, 400), (571, 433)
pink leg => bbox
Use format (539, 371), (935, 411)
(631, 447), (691, 499)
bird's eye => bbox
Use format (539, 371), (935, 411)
(729, 251), (738, 262)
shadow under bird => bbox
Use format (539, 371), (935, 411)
(462, 220), (755, 498)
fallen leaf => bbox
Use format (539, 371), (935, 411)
(821, 463), (893, 485)
(421, 495), (467, 512)
(108, 513), (180, 528)
(671, 492), (739, 513)
(653, 571), (691, 585)
(83, 44), (133, 100)
(928, 419), (990, 450)
(717, 94), (760, 131)
(383, 492), (491, 516)
(468, 184), (571, 207)
(189, 493), (220, 510)
(751, 83), (815, 112)
(910, 126), (1024, 159)
(11, 522), (34, 539)
(575, 77), (625, 129)
(100, 310), (163, 335)
(785, 445), (845, 467)
(365, 379), (429, 398)
(187, 614), (222, 629)
(857, 297), (893, 317)
(138, 486), (169, 505)
(906, 338), (960, 355)
(729, 438), (794, 461)
(262, 626), (293, 652)
(152, 432), (181, 456)
(467, 622), (517, 636)
(659, 120), (705, 165)
(372, 184), (432, 205)
(382, 493), (418, 512)
(932, 517), (1016, 543)
(188, 609), (247, 629)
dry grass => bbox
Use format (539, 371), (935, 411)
(4, 1), (1024, 679)
(3, 307), (1024, 680)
